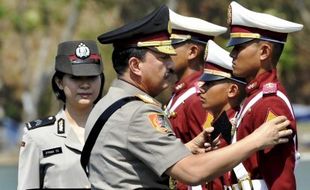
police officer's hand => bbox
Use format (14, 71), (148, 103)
(185, 127), (220, 154)
(249, 116), (293, 150)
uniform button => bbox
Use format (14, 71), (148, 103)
(170, 112), (177, 118)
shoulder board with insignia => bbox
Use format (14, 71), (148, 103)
(26, 116), (56, 130)
(136, 94), (161, 107)
(262, 83), (277, 96)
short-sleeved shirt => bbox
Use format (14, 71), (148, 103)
(18, 110), (90, 189)
(233, 69), (297, 189)
(85, 79), (191, 189)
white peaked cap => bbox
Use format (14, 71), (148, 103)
(230, 1), (303, 33)
(205, 40), (232, 70)
(200, 40), (246, 84)
(169, 9), (227, 43)
(227, 1), (303, 46)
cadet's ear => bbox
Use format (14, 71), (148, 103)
(188, 44), (199, 60)
(227, 83), (239, 98)
(128, 57), (142, 76)
(259, 42), (272, 61)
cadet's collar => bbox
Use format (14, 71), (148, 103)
(246, 69), (277, 95)
(174, 71), (203, 93)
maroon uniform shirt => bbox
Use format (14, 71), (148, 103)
(167, 71), (211, 190)
(233, 69), (297, 189)
(167, 71), (208, 143)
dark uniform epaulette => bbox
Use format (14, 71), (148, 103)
(26, 116), (56, 130)
(262, 82), (277, 96)
(136, 94), (161, 107)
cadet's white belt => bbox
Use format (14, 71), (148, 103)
(224, 179), (267, 190)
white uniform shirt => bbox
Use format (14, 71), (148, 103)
(18, 109), (90, 189)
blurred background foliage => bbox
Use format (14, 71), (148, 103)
(0, 0), (309, 122)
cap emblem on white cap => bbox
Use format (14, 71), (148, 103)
(227, 4), (232, 25)
(75, 43), (90, 59)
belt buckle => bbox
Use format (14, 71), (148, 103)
(238, 176), (253, 190)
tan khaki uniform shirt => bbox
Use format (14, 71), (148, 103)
(85, 79), (191, 189)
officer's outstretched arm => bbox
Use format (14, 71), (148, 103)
(166, 116), (292, 185)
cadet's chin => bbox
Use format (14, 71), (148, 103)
(201, 103), (208, 110)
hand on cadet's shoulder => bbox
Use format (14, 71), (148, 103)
(250, 116), (292, 150)
(185, 127), (220, 154)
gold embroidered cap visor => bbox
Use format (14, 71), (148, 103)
(200, 69), (246, 85)
(227, 32), (286, 47)
(137, 40), (176, 55)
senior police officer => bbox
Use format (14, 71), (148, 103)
(82, 5), (294, 190)
(18, 40), (104, 189)
(227, 2), (303, 190)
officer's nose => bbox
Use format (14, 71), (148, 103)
(79, 80), (90, 89)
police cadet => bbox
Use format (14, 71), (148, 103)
(165, 9), (227, 143)
(226, 2), (303, 190)
(199, 40), (247, 190)
(82, 5), (293, 190)
(18, 40), (104, 189)
(165, 9), (227, 190)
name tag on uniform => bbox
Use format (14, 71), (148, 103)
(43, 147), (63, 157)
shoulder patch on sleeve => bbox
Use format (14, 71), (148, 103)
(148, 113), (173, 135)
(136, 94), (161, 107)
(265, 110), (278, 122)
(26, 116), (56, 130)
(262, 83), (277, 96)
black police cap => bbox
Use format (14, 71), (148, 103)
(97, 5), (175, 55)
(55, 40), (103, 76)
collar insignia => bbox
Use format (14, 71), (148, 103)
(175, 83), (185, 91)
(57, 118), (65, 134)
(247, 81), (257, 91)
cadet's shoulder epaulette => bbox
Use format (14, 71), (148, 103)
(26, 116), (56, 130)
(262, 82), (277, 96)
(136, 94), (161, 107)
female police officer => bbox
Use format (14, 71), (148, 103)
(17, 40), (104, 189)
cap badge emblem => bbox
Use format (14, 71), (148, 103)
(227, 4), (232, 25)
(204, 45), (208, 61)
(75, 43), (90, 59)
